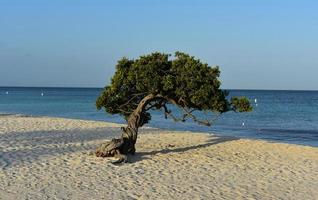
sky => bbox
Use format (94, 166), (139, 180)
(0, 0), (317, 90)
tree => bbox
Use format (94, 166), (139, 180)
(95, 52), (252, 163)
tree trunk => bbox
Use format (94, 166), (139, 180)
(95, 94), (156, 163)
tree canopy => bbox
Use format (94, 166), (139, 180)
(96, 52), (252, 126)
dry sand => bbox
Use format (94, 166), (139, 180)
(0, 115), (317, 200)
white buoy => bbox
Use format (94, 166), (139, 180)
(5, 91), (9, 95)
(254, 98), (257, 103)
(41, 93), (44, 96)
(242, 122), (245, 126)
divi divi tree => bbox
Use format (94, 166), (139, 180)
(95, 52), (252, 163)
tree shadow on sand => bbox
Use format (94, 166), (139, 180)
(129, 136), (238, 163)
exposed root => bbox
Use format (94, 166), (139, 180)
(95, 138), (129, 164)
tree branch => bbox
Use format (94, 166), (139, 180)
(119, 92), (146, 109)
(145, 98), (166, 111)
(118, 93), (223, 126)
(116, 108), (132, 114)
(162, 104), (185, 122)
(154, 94), (222, 126)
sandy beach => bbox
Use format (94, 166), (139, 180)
(0, 115), (317, 200)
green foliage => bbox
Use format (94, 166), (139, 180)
(230, 97), (253, 112)
(96, 52), (252, 123)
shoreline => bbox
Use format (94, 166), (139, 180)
(1, 112), (317, 148)
(1, 115), (318, 199)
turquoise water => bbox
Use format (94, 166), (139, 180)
(0, 87), (318, 147)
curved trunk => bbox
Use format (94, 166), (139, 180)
(95, 94), (156, 163)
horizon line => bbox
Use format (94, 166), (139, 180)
(0, 85), (317, 92)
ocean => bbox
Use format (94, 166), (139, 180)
(0, 87), (317, 147)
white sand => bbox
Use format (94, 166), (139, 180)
(0, 116), (317, 200)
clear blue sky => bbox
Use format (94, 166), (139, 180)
(1, 0), (317, 90)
